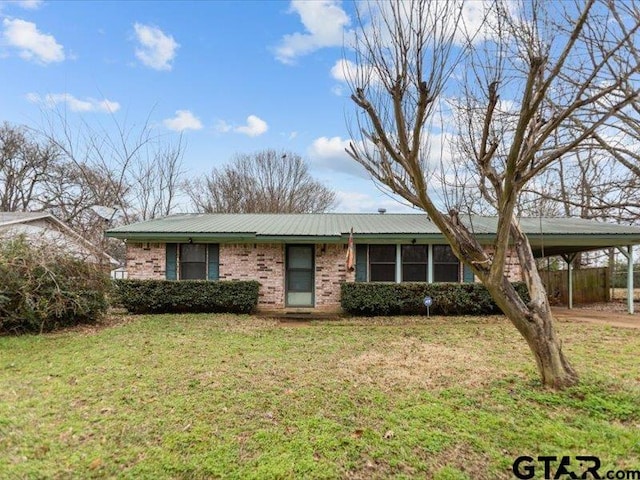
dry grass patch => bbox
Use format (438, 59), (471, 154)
(430, 442), (496, 479)
(338, 337), (509, 390)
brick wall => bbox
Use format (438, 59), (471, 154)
(125, 242), (353, 310)
(125, 241), (523, 310)
(126, 243), (166, 279)
(480, 246), (523, 282)
(218, 244), (354, 309)
(315, 244), (355, 307)
(219, 243), (285, 308)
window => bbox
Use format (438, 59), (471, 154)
(433, 245), (460, 282)
(360, 244), (460, 283)
(402, 245), (428, 282)
(166, 243), (219, 281)
(180, 244), (207, 280)
(369, 245), (396, 282)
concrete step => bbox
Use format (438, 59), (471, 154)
(261, 310), (344, 322)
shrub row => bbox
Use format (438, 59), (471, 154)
(113, 279), (260, 314)
(340, 282), (530, 316)
(0, 237), (110, 334)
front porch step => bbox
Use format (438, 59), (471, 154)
(261, 310), (344, 322)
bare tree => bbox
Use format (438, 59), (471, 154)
(188, 150), (336, 213)
(39, 107), (186, 225)
(544, 0), (636, 184)
(520, 154), (640, 223)
(0, 123), (59, 212)
(345, 0), (639, 388)
(131, 137), (185, 221)
(0, 106), (186, 265)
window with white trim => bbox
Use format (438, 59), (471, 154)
(369, 245), (396, 282)
(401, 245), (428, 282)
(180, 244), (207, 280)
(433, 245), (460, 282)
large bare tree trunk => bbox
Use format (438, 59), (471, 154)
(486, 282), (578, 388)
(429, 208), (578, 388)
(491, 225), (578, 388)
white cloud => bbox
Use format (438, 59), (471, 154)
(309, 135), (351, 159)
(330, 58), (380, 85)
(308, 135), (368, 178)
(331, 84), (344, 96)
(373, 0), (498, 46)
(26, 92), (120, 113)
(2, 18), (65, 64)
(330, 59), (353, 82)
(133, 23), (178, 71)
(334, 190), (414, 213)
(275, 0), (351, 64)
(459, 0), (508, 44)
(163, 110), (203, 132)
(308, 131), (458, 180)
(214, 119), (232, 133)
(14, 0), (44, 9)
(234, 115), (268, 137)
(215, 115), (268, 137)
(425, 132), (456, 169)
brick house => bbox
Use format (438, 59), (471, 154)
(106, 213), (640, 312)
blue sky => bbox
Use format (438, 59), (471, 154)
(0, 0), (417, 213)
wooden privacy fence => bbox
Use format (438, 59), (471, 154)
(539, 267), (610, 305)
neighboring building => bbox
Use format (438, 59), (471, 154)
(0, 212), (117, 266)
(106, 213), (640, 312)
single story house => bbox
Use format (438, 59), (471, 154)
(106, 213), (640, 312)
(0, 211), (117, 266)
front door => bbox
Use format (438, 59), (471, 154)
(286, 245), (314, 307)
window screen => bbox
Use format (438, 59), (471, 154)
(433, 245), (460, 282)
(287, 246), (314, 292)
(402, 245), (428, 282)
(369, 245), (396, 282)
(180, 244), (207, 280)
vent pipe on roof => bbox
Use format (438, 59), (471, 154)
(378, 208), (386, 214)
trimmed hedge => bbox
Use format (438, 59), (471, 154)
(340, 282), (530, 316)
(113, 279), (260, 314)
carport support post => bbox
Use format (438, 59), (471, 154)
(617, 245), (634, 314)
(562, 254), (577, 309)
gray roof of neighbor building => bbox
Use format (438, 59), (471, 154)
(0, 211), (119, 265)
(106, 213), (640, 256)
(0, 211), (52, 226)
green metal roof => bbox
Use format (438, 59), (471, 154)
(105, 213), (640, 256)
(107, 213), (440, 236)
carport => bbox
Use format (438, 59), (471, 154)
(515, 217), (640, 314)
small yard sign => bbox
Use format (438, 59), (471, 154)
(423, 296), (432, 317)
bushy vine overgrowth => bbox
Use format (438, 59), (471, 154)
(0, 236), (110, 334)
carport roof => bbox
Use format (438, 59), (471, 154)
(106, 213), (640, 257)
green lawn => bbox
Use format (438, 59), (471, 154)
(1, 314), (638, 479)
